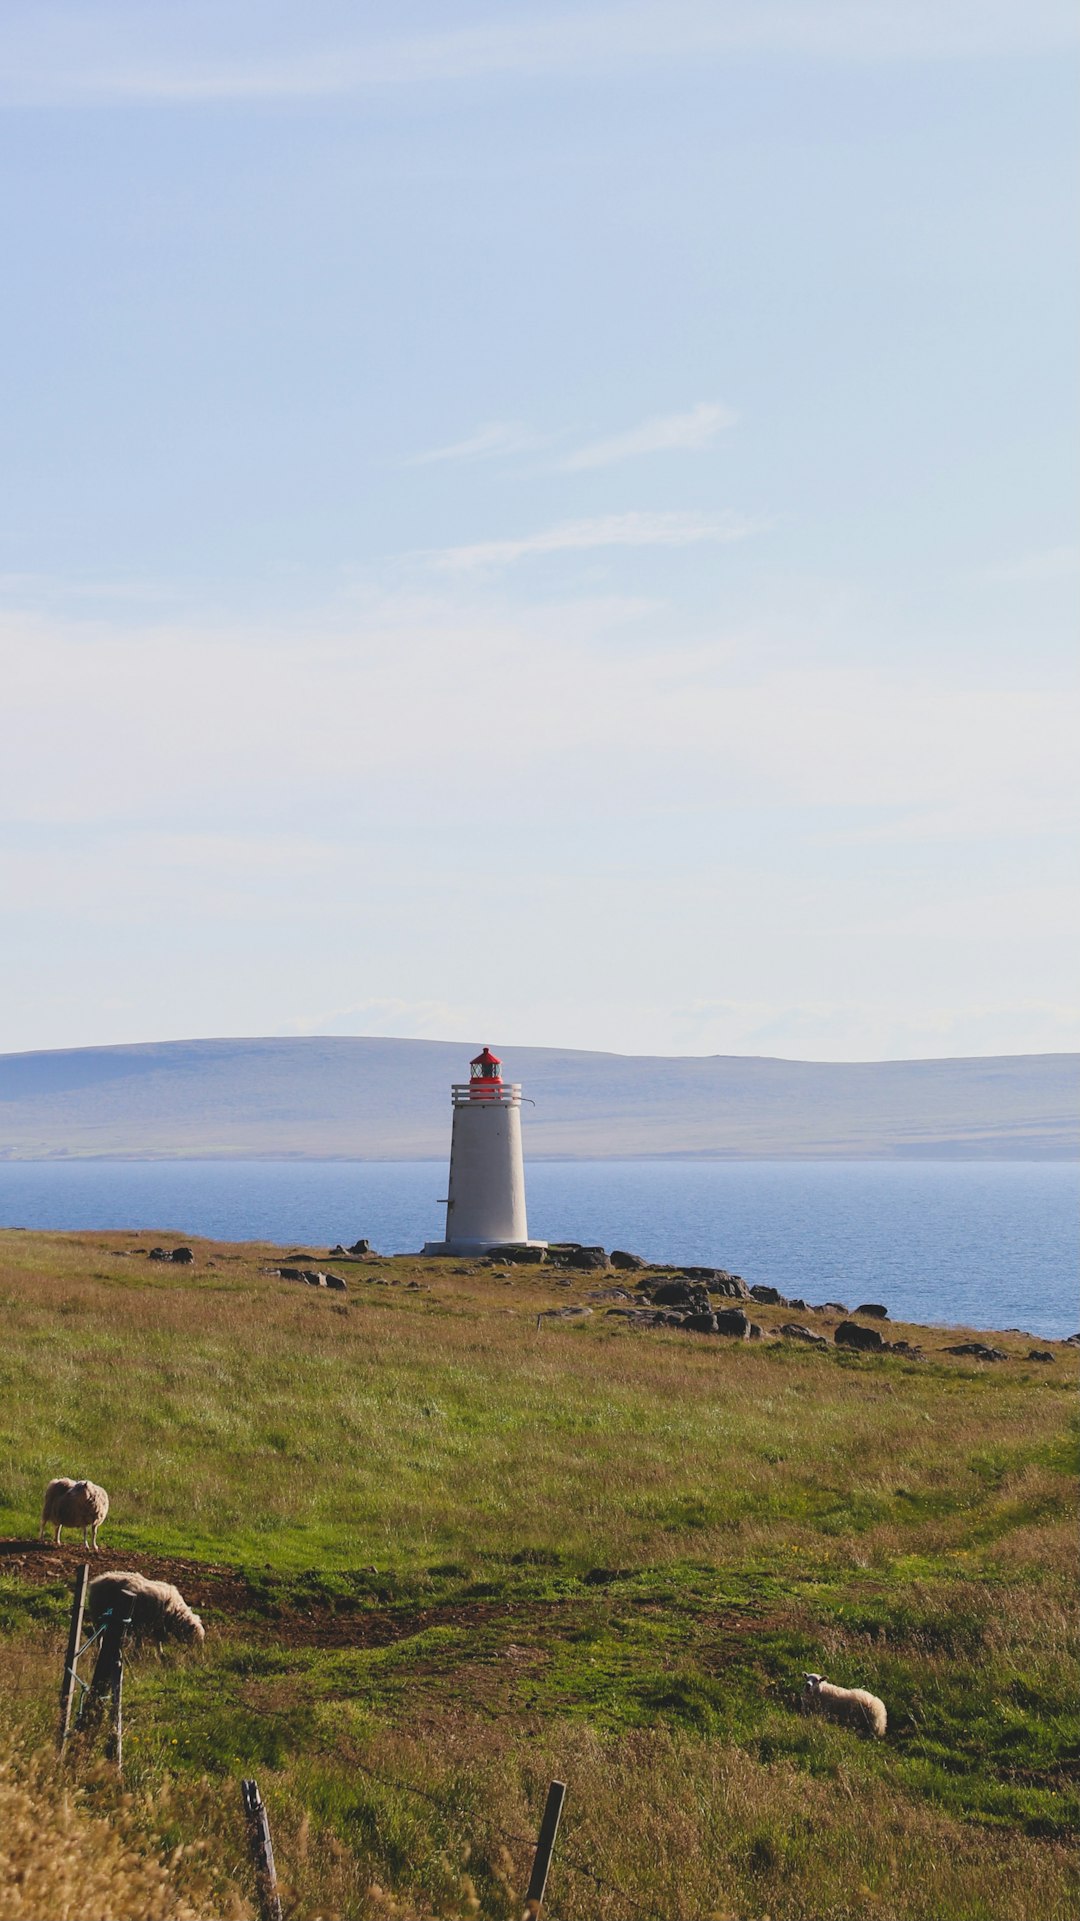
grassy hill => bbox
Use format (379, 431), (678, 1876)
(1, 1036), (1076, 1159)
(0, 1229), (1076, 1919)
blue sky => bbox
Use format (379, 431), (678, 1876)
(1, 2), (1076, 1060)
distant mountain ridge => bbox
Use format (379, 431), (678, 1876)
(0, 1037), (1076, 1160)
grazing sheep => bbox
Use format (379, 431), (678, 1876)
(802, 1671), (887, 1738)
(39, 1478), (110, 1551)
(88, 1571), (205, 1648)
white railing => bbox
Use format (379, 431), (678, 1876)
(451, 1082), (522, 1107)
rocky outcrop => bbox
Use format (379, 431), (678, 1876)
(781, 1323), (829, 1347)
(855, 1302), (888, 1318)
(943, 1342), (1006, 1361)
(834, 1320), (885, 1351)
(610, 1249), (645, 1270)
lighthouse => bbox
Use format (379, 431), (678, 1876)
(423, 1048), (545, 1256)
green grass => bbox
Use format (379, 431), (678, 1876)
(1, 1228), (1077, 1919)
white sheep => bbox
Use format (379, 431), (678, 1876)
(802, 1671), (887, 1738)
(39, 1478), (110, 1551)
(88, 1571), (205, 1648)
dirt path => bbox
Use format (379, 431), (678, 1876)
(0, 1539), (569, 1651)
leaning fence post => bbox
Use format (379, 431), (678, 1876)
(522, 1778), (566, 1920)
(57, 1563), (89, 1750)
(242, 1777), (284, 1921)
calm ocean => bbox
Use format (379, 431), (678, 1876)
(0, 1158), (1075, 1340)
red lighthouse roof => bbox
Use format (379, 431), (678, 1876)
(470, 1046), (502, 1077)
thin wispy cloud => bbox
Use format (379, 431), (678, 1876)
(428, 509), (763, 572)
(561, 402), (735, 470)
(402, 421), (547, 467)
(2, 4), (1076, 106)
(978, 545), (1080, 585)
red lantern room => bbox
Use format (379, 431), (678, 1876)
(468, 1046), (503, 1100)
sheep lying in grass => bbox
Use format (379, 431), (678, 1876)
(39, 1478), (109, 1551)
(802, 1671), (887, 1738)
(88, 1571), (205, 1649)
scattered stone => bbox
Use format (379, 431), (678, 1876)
(747, 1322), (765, 1340)
(856, 1303), (888, 1319)
(302, 1270), (327, 1287)
(883, 1339), (922, 1357)
(835, 1320), (885, 1352)
(148, 1248), (171, 1262)
(817, 1302), (850, 1315)
(1027, 1349), (1055, 1363)
(684, 1311), (718, 1334)
(749, 1285), (788, 1307)
(781, 1323), (830, 1347)
(329, 1243), (351, 1257)
(588, 1287), (634, 1302)
(324, 1273), (348, 1292)
(943, 1342), (1006, 1361)
(348, 1239), (373, 1256)
(486, 1244), (546, 1264)
(563, 1246), (608, 1271)
(539, 1305), (593, 1320)
(610, 1249), (646, 1269)
(278, 1266), (305, 1280)
(170, 1246), (194, 1264)
(651, 1280), (709, 1310)
(714, 1308), (751, 1339)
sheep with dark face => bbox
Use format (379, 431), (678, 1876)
(39, 1478), (110, 1551)
(802, 1671), (887, 1738)
(88, 1571), (205, 1649)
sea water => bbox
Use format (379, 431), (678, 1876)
(0, 1158), (1075, 1339)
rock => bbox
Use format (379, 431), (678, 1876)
(329, 1243), (351, 1257)
(710, 1276), (750, 1299)
(324, 1273), (348, 1292)
(610, 1249), (645, 1269)
(747, 1322), (764, 1340)
(943, 1342), (1006, 1361)
(348, 1238), (373, 1256)
(1064, 1333), (1080, 1346)
(835, 1320), (885, 1351)
(856, 1303), (888, 1319)
(714, 1308), (751, 1339)
(884, 1339), (922, 1357)
(1027, 1349), (1055, 1363)
(787, 1298), (809, 1313)
(749, 1285), (788, 1306)
(278, 1266), (305, 1280)
(588, 1287), (633, 1302)
(486, 1244), (546, 1264)
(684, 1311), (718, 1334)
(651, 1281), (709, 1310)
(302, 1270), (327, 1287)
(170, 1246), (195, 1265)
(563, 1246), (608, 1270)
(817, 1302), (849, 1315)
(540, 1305), (593, 1320)
(148, 1248), (171, 1262)
(781, 1323), (829, 1347)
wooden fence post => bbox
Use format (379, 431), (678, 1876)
(82, 1604), (131, 1749)
(57, 1563), (89, 1750)
(522, 1779), (566, 1920)
(105, 1647), (124, 1771)
(242, 1777), (284, 1921)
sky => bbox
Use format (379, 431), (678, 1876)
(0, 1), (1077, 1063)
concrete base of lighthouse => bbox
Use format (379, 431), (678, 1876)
(421, 1238), (548, 1257)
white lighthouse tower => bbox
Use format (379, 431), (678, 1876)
(423, 1047), (545, 1256)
